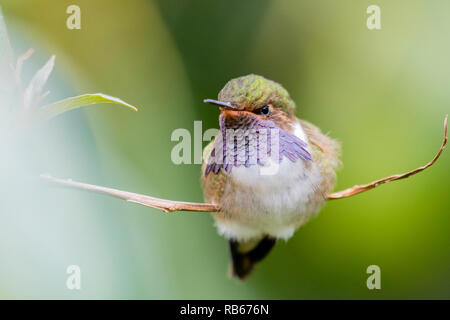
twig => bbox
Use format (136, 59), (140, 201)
(41, 115), (447, 211)
(327, 114), (448, 200)
(40, 174), (219, 213)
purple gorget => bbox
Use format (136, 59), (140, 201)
(205, 114), (312, 176)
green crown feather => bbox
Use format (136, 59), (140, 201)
(218, 74), (295, 111)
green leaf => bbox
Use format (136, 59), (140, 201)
(28, 93), (138, 126)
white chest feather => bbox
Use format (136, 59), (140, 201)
(214, 122), (324, 241)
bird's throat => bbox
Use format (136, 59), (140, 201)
(204, 114), (311, 176)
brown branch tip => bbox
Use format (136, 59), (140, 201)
(327, 114), (448, 199)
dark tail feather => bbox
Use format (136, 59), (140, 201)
(229, 236), (276, 280)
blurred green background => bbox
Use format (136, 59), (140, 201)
(0, 0), (449, 299)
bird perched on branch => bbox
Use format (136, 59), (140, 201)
(41, 74), (447, 281)
(201, 74), (341, 279)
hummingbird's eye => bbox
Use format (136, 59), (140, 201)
(256, 105), (270, 116)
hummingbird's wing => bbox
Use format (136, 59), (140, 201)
(299, 119), (342, 196)
(201, 138), (229, 206)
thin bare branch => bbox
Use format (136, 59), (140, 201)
(328, 115), (448, 200)
(41, 115), (447, 211)
(40, 174), (219, 213)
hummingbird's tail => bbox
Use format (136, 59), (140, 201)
(228, 236), (276, 280)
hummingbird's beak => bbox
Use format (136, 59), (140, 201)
(203, 99), (236, 110)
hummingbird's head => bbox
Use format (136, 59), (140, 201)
(204, 74), (297, 132)
(203, 75), (312, 175)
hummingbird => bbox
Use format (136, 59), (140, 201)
(201, 74), (341, 280)
(41, 76), (447, 281)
